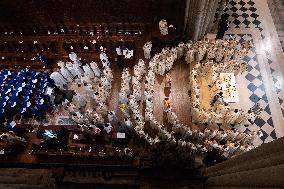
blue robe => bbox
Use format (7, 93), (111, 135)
(38, 53), (49, 65)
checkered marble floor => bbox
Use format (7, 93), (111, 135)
(225, 34), (276, 144)
(223, 0), (284, 145)
(224, 0), (263, 32)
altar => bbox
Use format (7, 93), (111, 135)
(220, 73), (239, 103)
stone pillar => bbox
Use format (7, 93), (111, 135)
(184, 0), (221, 40)
(205, 137), (284, 188)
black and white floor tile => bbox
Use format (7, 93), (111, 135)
(224, 0), (263, 32)
(222, 0), (284, 144)
(225, 34), (277, 143)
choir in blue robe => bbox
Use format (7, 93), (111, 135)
(0, 68), (55, 130)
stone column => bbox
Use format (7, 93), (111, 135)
(184, 0), (221, 40)
(205, 137), (284, 188)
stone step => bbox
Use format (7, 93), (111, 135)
(205, 138), (284, 176)
(206, 164), (284, 188)
(206, 150), (284, 178)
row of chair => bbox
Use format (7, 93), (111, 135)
(0, 23), (147, 36)
(0, 41), (57, 54)
(0, 40), (135, 62)
(63, 41), (135, 54)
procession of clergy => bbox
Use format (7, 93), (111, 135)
(46, 34), (262, 159)
(0, 19), (264, 159)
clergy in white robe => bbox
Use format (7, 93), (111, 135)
(73, 62), (84, 78)
(177, 42), (185, 58)
(143, 42), (152, 59)
(50, 71), (67, 89)
(69, 52), (78, 62)
(83, 64), (95, 79)
(90, 61), (101, 77)
(58, 61), (74, 82)
(65, 62), (77, 77)
(159, 19), (168, 35)
(100, 52), (109, 64)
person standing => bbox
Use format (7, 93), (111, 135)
(159, 19), (169, 36)
(143, 42), (152, 59)
(216, 14), (230, 39)
(90, 61), (101, 78)
(38, 52), (50, 68)
(58, 61), (74, 82)
(116, 46), (125, 70)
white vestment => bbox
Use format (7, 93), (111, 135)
(65, 62), (77, 77)
(90, 61), (101, 77)
(50, 72), (67, 89)
(60, 66), (74, 82)
(83, 64), (95, 79)
(100, 52), (109, 64)
(73, 62), (84, 78)
(143, 42), (152, 59)
(69, 52), (78, 62)
(159, 19), (168, 35)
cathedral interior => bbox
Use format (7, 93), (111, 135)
(0, 0), (283, 188)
